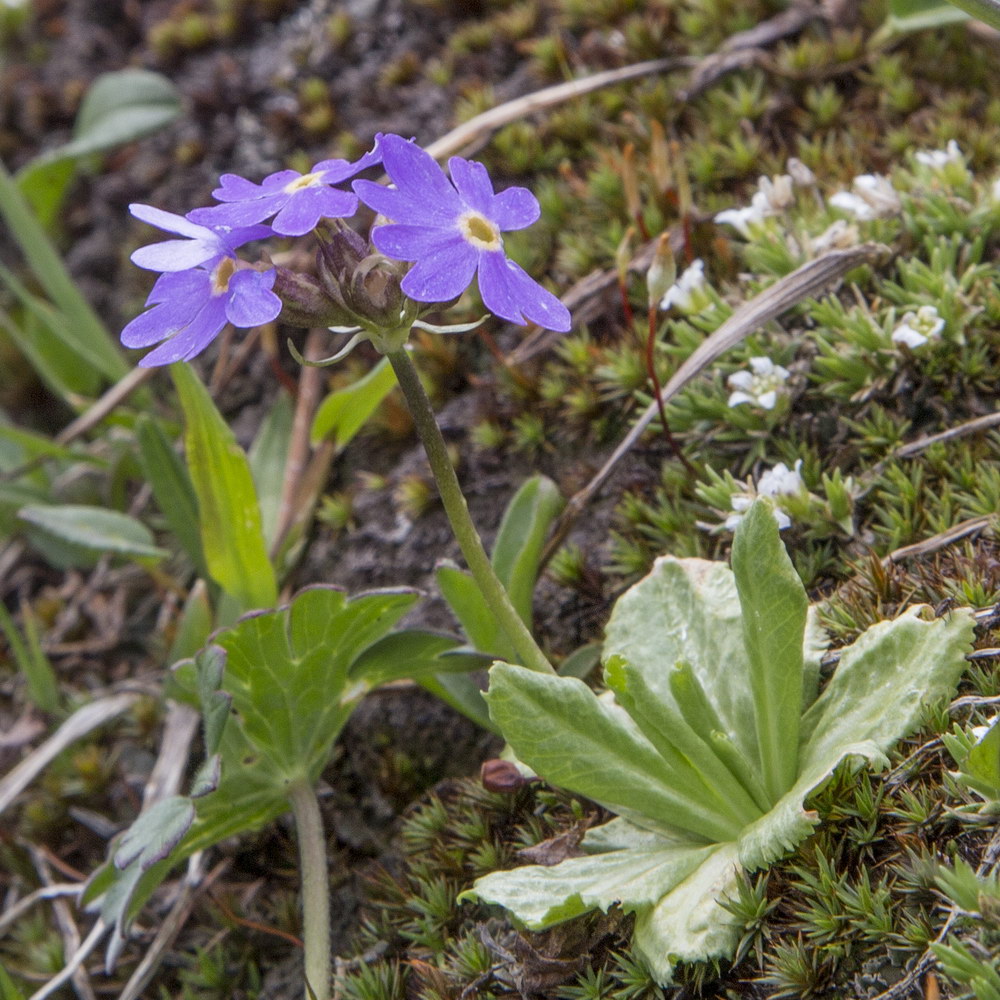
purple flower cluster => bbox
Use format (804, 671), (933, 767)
(123, 134), (570, 367)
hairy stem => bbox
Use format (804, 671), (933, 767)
(387, 347), (554, 675)
(287, 779), (330, 1000)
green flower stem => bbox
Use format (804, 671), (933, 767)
(387, 347), (555, 675)
(287, 779), (330, 1000)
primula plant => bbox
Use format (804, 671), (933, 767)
(465, 501), (974, 983)
(93, 132), (574, 1000)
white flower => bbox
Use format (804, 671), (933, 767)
(724, 460), (803, 532)
(991, 177), (1000, 203)
(715, 203), (768, 238)
(758, 460), (804, 497)
(810, 219), (859, 253)
(787, 158), (816, 187)
(753, 174), (795, 214)
(660, 259), (709, 313)
(915, 139), (963, 170)
(727, 356), (791, 410)
(830, 173), (901, 220)
(892, 304), (945, 348)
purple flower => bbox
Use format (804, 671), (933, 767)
(352, 134), (571, 332)
(186, 140), (383, 237)
(121, 260), (282, 367)
(123, 204), (280, 366)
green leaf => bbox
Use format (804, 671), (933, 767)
(491, 474), (563, 625)
(603, 553), (759, 766)
(0, 157), (127, 384)
(193, 645), (231, 757)
(466, 836), (716, 927)
(310, 356), (396, 447)
(731, 501), (808, 800)
(88, 584), (434, 971)
(0, 265), (103, 400)
(0, 964), (26, 1000)
(435, 475), (563, 661)
(418, 671), (496, 733)
(477, 527), (973, 984)
(248, 390), (294, 548)
(883, 0), (970, 36)
(214, 585), (419, 779)
(963, 718), (1000, 797)
(113, 796), (196, 871)
(17, 70), (181, 226)
(436, 563), (506, 657)
(171, 363), (277, 612)
(165, 580), (213, 668)
(136, 415), (205, 572)
(0, 600), (59, 713)
(485, 663), (741, 843)
(18, 504), (168, 561)
(348, 629), (487, 691)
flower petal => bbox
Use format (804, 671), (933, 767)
(211, 173), (265, 201)
(491, 186), (540, 231)
(137, 297), (229, 367)
(224, 269), (282, 327)
(270, 186), (358, 235)
(376, 135), (462, 223)
(448, 156), (494, 214)
(131, 238), (220, 272)
(371, 223), (460, 262)
(188, 198), (282, 229)
(129, 203), (214, 241)
(121, 301), (187, 349)
(477, 251), (571, 331)
(145, 268), (212, 307)
(400, 238), (478, 303)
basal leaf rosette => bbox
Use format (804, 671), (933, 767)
(464, 501), (974, 983)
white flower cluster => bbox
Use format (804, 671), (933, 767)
(829, 174), (901, 221)
(727, 357), (790, 410)
(660, 258), (711, 314)
(891, 304), (945, 349)
(715, 171), (798, 238)
(914, 139), (963, 171)
(725, 460), (804, 531)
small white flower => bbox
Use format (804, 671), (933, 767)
(830, 173), (901, 220)
(810, 219), (860, 253)
(991, 177), (1000, 203)
(724, 460), (803, 531)
(754, 174), (795, 214)
(892, 304), (945, 348)
(915, 139), (963, 170)
(715, 203), (768, 238)
(660, 258), (711, 314)
(758, 459), (805, 497)
(787, 158), (816, 187)
(727, 356), (791, 410)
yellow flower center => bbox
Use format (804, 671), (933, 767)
(284, 171), (323, 193)
(211, 257), (237, 294)
(458, 211), (502, 251)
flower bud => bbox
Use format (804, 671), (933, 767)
(271, 266), (356, 329)
(316, 228), (409, 330)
